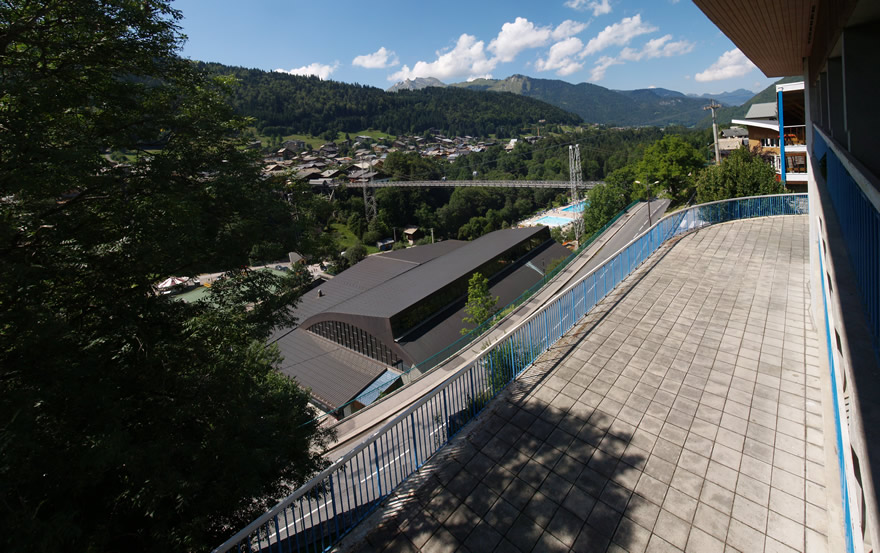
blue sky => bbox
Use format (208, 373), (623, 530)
(173, 0), (776, 95)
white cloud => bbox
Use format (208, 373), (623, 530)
(565, 0), (612, 17)
(589, 55), (622, 81)
(552, 19), (589, 40)
(275, 62), (339, 80)
(584, 33), (693, 81)
(582, 14), (657, 57)
(695, 48), (756, 82)
(618, 34), (694, 61)
(487, 18), (587, 63)
(390, 18), (589, 83)
(535, 37), (585, 76)
(388, 34), (496, 82)
(352, 47), (399, 69)
(489, 17), (554, 62)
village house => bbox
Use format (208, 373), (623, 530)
(731, 81), (807, 190)
(402, 227), (423, 246)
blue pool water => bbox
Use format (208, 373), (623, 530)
(561, 200), (588, 213)
(534, 215), (573, 227)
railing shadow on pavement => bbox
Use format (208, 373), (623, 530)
(213, 193), (808, 553)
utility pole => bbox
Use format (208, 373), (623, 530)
(568, 144), (584, 241)
(704, 101), (722, 165)
(430, 228), (434, 243)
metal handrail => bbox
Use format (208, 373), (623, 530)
(214, 192), (808, 553)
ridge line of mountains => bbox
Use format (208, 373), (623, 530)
(387, 74), (777, 128)
(389, 74), (755, 107)
(202, 62), (797, 134)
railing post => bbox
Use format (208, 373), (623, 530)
(556, 298), (562, 340)
(410, 412), (419, 468)
(489, 350), (496, 396)
(348, 457), (360, 523)
(373, 441), (382, 498)
(442, 387), (450, 441)
(527, 320), (533, 364)
(272, 515), (281, 553)
(329, 473), (340, 541)
(469, 365), (477, 416)
(543, 309), (550, 351)
(506, 337), (514, 382)
(580, 279), (587, 319)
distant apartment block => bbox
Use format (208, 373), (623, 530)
(732, 81), (808, 190)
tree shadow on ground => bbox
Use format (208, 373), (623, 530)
(354, 244), (687, 552)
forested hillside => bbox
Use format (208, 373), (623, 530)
(199, 63), (581, 138)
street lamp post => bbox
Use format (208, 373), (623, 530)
(636, 180), (661, 228)
(648, 180), (659, 228)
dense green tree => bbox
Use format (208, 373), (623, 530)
(0, 2), (332, 551)
(362, 230), (382, 245)
(344, 241), (368, 264)
(382, 151), (443, 181)
(582, 176), (633, 238)
(458, 216), (490, 240)
(636, 135), (704, 202)
(249, 240), (286, 264)
(348, 212), (367, 239)
(461, 273), (499, 335)
(695, 146), (785, 203)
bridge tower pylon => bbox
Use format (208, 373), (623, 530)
(360, 157), (378, 221)
(568, 144), (584, 240)
(362, 182), (377, 221)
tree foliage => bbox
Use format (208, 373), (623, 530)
(695, 146), (785, 203)
(461, 273), (499, 335)
(0, 2), (331, 551)
(636, 135), (704, 202)
(582, 172), (633, 238)
(345, 241), (368, 264)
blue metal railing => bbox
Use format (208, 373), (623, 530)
(813, 130), (880, 351)
(213, 193), (808, 553)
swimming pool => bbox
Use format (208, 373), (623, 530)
(561, 200), (588, 213)
(534, 215), (574, 227)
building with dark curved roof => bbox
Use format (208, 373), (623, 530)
(270, 226), (570, 416)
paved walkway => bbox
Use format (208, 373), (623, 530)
(342, 216), (837, 553)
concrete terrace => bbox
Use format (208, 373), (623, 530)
(341, 215), (842, 553)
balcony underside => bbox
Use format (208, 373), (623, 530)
(343, 215), (841, 553)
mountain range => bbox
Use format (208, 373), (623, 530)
(205, 61), (794, 135)
(387, 75), (762, 128)
(201, 63), (580, 138)
(686, 89), (755, 106)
